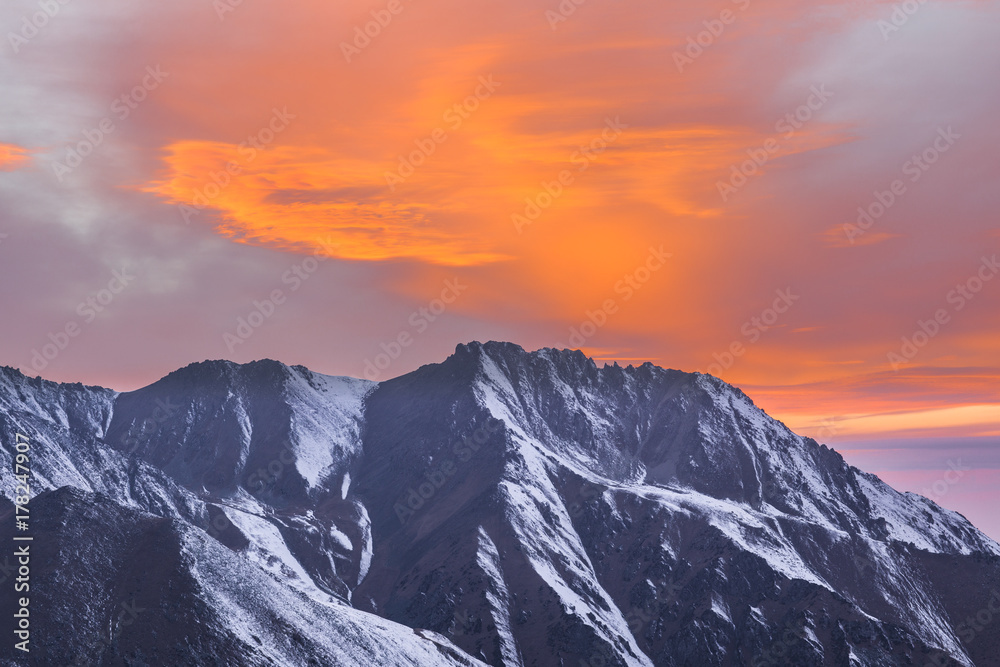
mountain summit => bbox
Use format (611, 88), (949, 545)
(1, 343), (997, 666)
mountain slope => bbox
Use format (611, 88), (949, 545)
(0, 486), (487, 666)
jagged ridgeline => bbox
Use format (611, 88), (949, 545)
(1, 342), (998, 666)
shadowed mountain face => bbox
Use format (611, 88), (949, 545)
(1, 342), (998, 666)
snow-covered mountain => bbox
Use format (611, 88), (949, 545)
(1, 341), (998, 666)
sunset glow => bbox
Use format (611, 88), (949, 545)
(0, 143), (29, 171)
(2, 0), (998, 535)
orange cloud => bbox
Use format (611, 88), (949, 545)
(131, 0), (854, 271)
(143, 115), (849, 271)
(0, 144), (30, 171)
(143, 140), (508, 266)
(744, 367), (1000, 440)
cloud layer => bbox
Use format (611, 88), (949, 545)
(1, 0), (997, 460)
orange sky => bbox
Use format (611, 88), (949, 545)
(0, 143), (30, 170)
(1, 0), (998, 533)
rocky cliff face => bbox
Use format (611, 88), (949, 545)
(1, 342), (997, 666)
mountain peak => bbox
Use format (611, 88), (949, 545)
(448, 340), (688, 386)
(0, 363), (111, 393)
(162, 357), (293, 382)
(145, 358), (335, 400)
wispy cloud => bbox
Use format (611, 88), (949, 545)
(0, 144), (31, 171)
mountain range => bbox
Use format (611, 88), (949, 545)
(1, 341), (998, 666)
